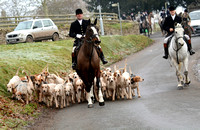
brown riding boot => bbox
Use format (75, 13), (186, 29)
(187, 39), (195, 55)
(163, 43), (168, 59)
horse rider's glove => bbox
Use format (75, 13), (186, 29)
(76, 34), (82, 39)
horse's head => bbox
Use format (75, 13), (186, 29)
(85, 18), (101, 44)
(174, 23), (185, 46)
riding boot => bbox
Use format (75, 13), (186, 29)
(71, 52), (77, 70)
(98, 47), (108, 64)
(187, 39), (195, 55)
(163, 43), (168, 59)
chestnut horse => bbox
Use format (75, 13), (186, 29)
(76, 19), (105, 108)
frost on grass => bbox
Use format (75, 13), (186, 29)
(0, 44), (68, 64)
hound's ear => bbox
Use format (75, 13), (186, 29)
(114, 72), (117, 77)
(69, 78), (73, 83)
(174, 22), (177, 26)
(88, 19), (91, 25)
(64, 79), (68, 84)
(94, 18), (97, 25)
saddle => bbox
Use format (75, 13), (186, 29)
(166, 35), (174, 48)
(167, 34), (188, 49)
(74, 38), (84, 56)
(74, 38), (100, 57)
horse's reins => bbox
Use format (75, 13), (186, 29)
(173, 36), (184, 64)
(84, 33), (100, 75)
(86, 34), (99, 44)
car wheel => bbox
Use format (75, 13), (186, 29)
(52, 33), (59, 41)
(26, 35), (34, 43)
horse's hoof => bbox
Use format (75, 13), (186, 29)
(88, 104), (94, 108)
(99, 102), (105, 106)
(177, 86), (183, 90)
(185, 81), (191, 85)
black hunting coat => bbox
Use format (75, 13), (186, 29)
(163, 15), (182, 36)
(69, 19), (89, 38)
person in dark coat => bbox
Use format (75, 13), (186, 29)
(162, 6), (195, 59)
(69, 9), (107, 70)
(160, 10), (166, 19)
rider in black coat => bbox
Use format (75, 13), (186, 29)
(69, 19), (88, 39)
(69, 9), (107, 70)
(163, 12), (182, 36)
(162, 6), (195, 59)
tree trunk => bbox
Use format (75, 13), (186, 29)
(42, 0), (48, 17)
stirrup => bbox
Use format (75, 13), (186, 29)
(163, 55), (168, 59)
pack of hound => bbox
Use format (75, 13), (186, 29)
(7, 61), (144, 109)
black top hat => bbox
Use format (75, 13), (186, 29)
(184, 9), (188, 12)
(169, 6), (175, 11)
(76, 9), (83, 15)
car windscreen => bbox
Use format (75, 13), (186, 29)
(14, 21), (33, 31)
(189, 12), (200, 20)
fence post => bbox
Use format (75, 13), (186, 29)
(15, 17), (17, 24)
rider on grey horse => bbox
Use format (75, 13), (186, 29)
(162, 6), (195, 59)
(69, 9), (108, 70)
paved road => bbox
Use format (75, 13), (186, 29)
(30, 33), (200, 130)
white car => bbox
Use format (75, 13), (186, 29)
(6, 18), (59, 44)
(189, 10), (200, 35)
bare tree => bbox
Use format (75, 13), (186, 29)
(36, 0), (49, 17)
(1, 0), (38, 17)
(37, 0), (89, 15)
(1, 9), (6, 17)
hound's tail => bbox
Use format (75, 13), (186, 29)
(16, 67), (23, 76)
(123, 59), (127, 73)
(129, 66), (133, 75)
(42, 64), (49, 72)
(55, 71), (61, 78)
(22, 70), (30, 82)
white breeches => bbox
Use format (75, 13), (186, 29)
(164, 34), (190, 43)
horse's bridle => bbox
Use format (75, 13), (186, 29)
(173, 35), (184, 64)
(86, 34), (101, 45)
(175, 36), (184, 46)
